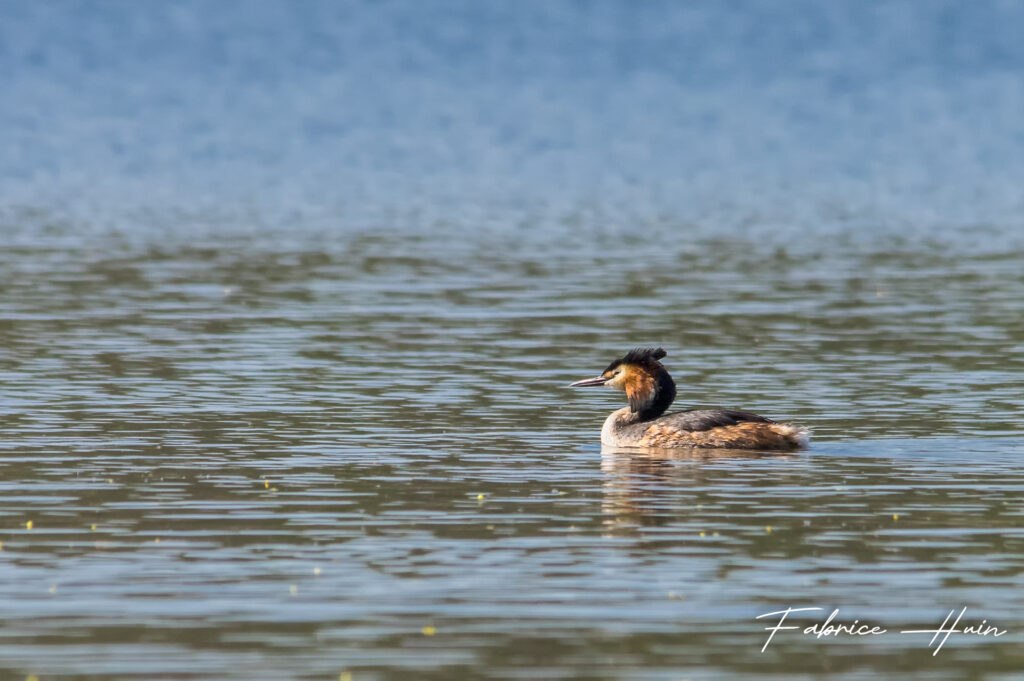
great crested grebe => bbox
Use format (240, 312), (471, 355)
(570, 347), (809, 450)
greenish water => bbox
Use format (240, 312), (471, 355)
(2, 218), (1024, 680)
(6, 1), (1024, 677)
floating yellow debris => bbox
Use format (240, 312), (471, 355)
(713, 531), (719, 537)
(264, 479), (270, 489)
(699, 531), (706, 538)
(0, 541), (3, 550)
(25, 520), (33, 530)
(422, 625), (436, 636)
(893, 514), (899, 521)
(90, 524), (97, 531)
(765, 526), (772, 533)
(339, 672), (353, 681)
(26, 675), (39, 681)
(476, 493), (485, 500)
(154, 538), (160, 543)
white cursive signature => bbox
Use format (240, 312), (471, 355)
(757, 606), (1006, 655)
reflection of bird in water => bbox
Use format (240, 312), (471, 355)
(570, 347), (809, 450)
(599, 446), (795, 530)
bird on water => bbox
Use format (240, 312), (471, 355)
(570, 347), (809, 450)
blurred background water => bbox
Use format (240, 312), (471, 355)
(2, 1), (1024, 679)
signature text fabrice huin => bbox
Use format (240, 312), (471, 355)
(757, 606), (1006, 655)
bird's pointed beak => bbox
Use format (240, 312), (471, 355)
(569, 376), (608, 388)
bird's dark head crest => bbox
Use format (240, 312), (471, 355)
(604, 347), (667, 373)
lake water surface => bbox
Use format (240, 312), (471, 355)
(3, 1), (1024, 679)
(3, 216), (1024, 680)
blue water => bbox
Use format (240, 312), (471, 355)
(4, 3), (1024, 680)
(4, 0), (1024, 226)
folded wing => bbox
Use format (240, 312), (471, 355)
(661, 408), (775, 432)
